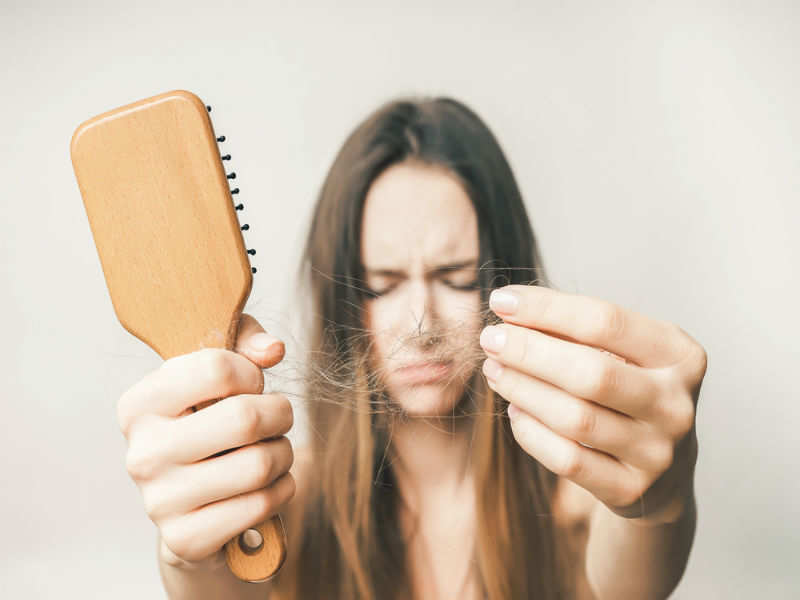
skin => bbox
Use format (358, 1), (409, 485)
(359, 161), (485, 598)
(122, 160), (705, 600)
(481, 286), (704, 598)
(360, 160), (705, 599)
(482, 287), (703, 523)
(359, 160), (484, 420)
(118, 319), (296, 599)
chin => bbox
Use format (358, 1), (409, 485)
(390, 383), (465, 418)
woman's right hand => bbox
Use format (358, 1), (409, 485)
(116, 314), (296, 571)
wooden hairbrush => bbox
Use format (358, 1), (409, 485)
(70, 89), (286, 582)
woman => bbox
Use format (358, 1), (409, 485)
(118, 97), (706, 599)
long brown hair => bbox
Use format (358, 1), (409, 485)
(273, 97), (571, 599)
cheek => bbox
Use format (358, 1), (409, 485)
(441, 290), (483, 333)
(451, 290), (481, 315)
(362, 300), (396, 362)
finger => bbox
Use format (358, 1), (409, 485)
(480, 323), (660, 418)
(159, 472), (296, 564)
(234, 313), (286, 369)
(483, 358), (667, 471)
(144, 437), (294, 521)
(489, 285), (688, 368)
(505, 404), (643, 508)
(163, 393), (294, 464)
(118, 348), (265, 436)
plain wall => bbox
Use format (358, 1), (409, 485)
(1, 0), (798, 597)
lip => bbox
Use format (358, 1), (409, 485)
(394, 360), (453, 385)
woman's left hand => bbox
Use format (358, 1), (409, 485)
(480, 285), (707, 525)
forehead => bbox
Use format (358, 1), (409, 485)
(360, 161), (478, 268)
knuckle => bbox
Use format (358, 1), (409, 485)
(230, 398), (261, 440)
(141, 487), (165, 522)
(267, 438), (294, 479)
(252, 488), (276, 520)
(159, 527), (183, 557)
(559, 446), (584, 479)
(648, 441), (674, 473)
(616, 481), (645, 508)
(686, 341), (709, 381)
(585, 361), (618, 397)
(599, 303), (626, 341)
(250, 445), (275, 486)
(565, 405), (596, 439)
(584, 302), (625, 343)
(125, 443), (160, 482)
(695, 343), (709, 372)
(176, 542), (206, 564)
(281, 437), (295, 470)
(160, 523), (197, 563)
(281, 395), (294, 430)
(671, 324), (708, 376)
(274, 473), (297, 507)
(203, 349), (238, 391)
(282, 473), (297, 502)
(669, 398), (696, 437)
(252, 474), (296, 521)
(269, 394), (294, 433)
(652, 369), (696, 437)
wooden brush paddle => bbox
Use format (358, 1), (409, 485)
(70, 89), (287, 582)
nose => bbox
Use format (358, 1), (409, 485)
(405, 278), (437, 337)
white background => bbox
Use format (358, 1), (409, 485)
(1, 0), (798, 597)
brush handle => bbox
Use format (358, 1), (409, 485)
(191, 393), (288, 582)
(225, 515), (287, 582)
(71, 89), (287, 582)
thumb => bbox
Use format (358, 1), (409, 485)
(233, 313), (286, 369)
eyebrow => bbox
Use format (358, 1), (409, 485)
(364, 259), (479, 277)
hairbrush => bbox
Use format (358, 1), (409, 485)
(70, 89), (286, 582)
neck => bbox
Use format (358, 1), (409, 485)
(389, 412), (474, 514)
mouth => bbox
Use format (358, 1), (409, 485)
(394, 360), (454, 385)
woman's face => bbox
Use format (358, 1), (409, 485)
(361, 161), (483, 418)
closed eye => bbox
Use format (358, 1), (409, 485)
(443, 279), (480, 292)
(363, 283), (397, 298)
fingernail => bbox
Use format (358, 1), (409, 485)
(250, 332), (277, 352)
(507, 403), (520, 420)
(490, 289), (519, 315)
(482, 357), (504, 381)
(480, 325), (506, 353)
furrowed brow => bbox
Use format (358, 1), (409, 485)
(363, 259), (478, 277)
(427, 259), (479, 275)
